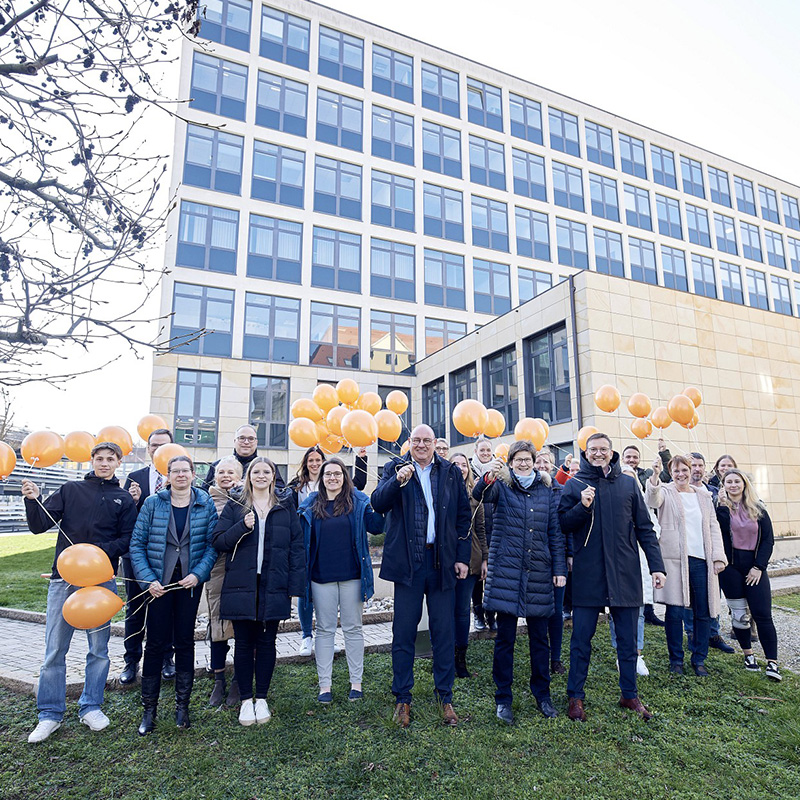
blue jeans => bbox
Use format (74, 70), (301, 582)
(548, 583), (566, 662)
(298, 595), (313, 639)
(683, 608), (720, 640)
(493, 613), (551, 705)
(37, 578), (117, 722)
(665, 557), (711, 667)
(609, 607), (645, 651)
(454, 574), (477, 649)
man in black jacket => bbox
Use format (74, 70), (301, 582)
(23, 442), (138, 744)
(202, 424), (271, 490)
(558, 433), (666, 722)
(371, 425), (471, 728)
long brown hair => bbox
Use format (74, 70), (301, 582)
(294, 445), (326, 491)
(312, 457), (355, 519)
(241, 457), (279, 511)
(450, 453), (474, 492)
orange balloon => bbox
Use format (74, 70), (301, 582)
(514, 418), (546, 450)
(668, 394), (695, 426)
(400, 439), (410, 456)
(62, 586), (124, 630)
(0, 441), (17, 479)
(630, 418), (653, 440)
(594, 385), (621, 413)
(577, 426), (599, 451)
(152, 443), (189, 476)
(288, 418), (319, 448)
(534, 418), (550, 439)
(341, 410), (379, 448)
(137, 414), (168, 442)
(386, 390), (409, 416)
(57, 543), (114, 587)
(63, 431), (96, 463)
(336, 379), (360, 406)
(318, 434), (344, 454)
(650, 406), (673, 430)
(683, 387), (703, 408)
(315, 420), (330, 443)
(484, 409), (506, 438)
(96, 425), (133, 456)
(494, 443), (509, 462)
(452, 399), (489, 438)
(291, 398), (324, 422)
(21, 430), (65, 468)
(326, 405), (348, 436)
(313, 384), (340, 414)
(375, 409), (402, 442)
(683, 411), (700, 430)
(627, 393), (652, 419)
(356, 391), (382, 415)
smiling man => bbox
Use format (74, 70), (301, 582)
(203, 424), (284, 491)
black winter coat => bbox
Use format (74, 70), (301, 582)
(213, 490), (305, 622)
(715, 505), (774, 572)
(203, 451), (287, 492)
(558, 453), (664, 608)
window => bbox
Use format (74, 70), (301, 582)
(512, 149), (546, 201)
(260, 6), (309, 68)
(309, 302), (360, 368)
(714, 213), (738, 255)
(177, 201), (238, 273)
(449, 364), (477, 444)
(190, 53), (247, 120)
(629, 237), (657, 285)
(313, 156), (361, 220)
(370, 238), (415, 301)
(720, 261), (744, 304)
(746, 268), (768, 310)
(250, 375), (290, 448)
(585, 121), (614, 168)
(372, 45), (413, 102)
(421, 61), (460, 117)
(371, 171), (414, 231)
(469, 135), (505, 189)
(425, 318), (466, 356)
(589, 173), (619, 222)
(765, 230), (786, 269)
(782, 194), (800, 231)
(619, 133), (646, 178)
(509, 93), (543, 144)
(624, 184), (652, 230)
(519, 268), (552, 301)
(484, 347), (518, 429)
(789, 237), (800, 273)
(467, 77), (502, 131)
(422, 121), (461, 177)
(594, 228), (624, 277)
(184, 124), (243, 194)
(552, 162), (584, 212)
(377, 386), (411, 453)
(708, 166), (731, 207)
(311, 227), (361, 292)
(771, 276), (792, 316)
(680, 156), (705, 199)
(247, 214), (302, 282)
(661, 245), (688, 291)
(734, 176), (757, 216)
(651, 145), (677, 189)
(318, 26), (363, 86)
(371, 106), (414, 165)
(515, 207), (550, 261)
(256, 71), (307, 135)
(796, 283), (800, 316)
(243, 292), (300, 362)
(175, 370), (220, 446)
(692, 254), (716, 298)
(473, 259), (511, 314)
(549, 108), (580, 156)
(759, 186), (780, 224)
(315, 89), (363, 151)
(686, 203), (711, 247)
(472, 196), (509, 252)
(555, 218), (588, 268)
(422, 379), (446, 438)
(171, 283), (234, 356)
(525, 326), (570, 423)
(370, 311), (415, 374)
(423, 184), (463, 241)
(424, 249), (465, 308)
(199, 0), (251, 50)
(251, 140), (304, 207)
(739, 221), (762, 262)
(656, 194), (682, 239)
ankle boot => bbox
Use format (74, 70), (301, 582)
(175, 671), (194, 729)
(474, 604), (486, 630)
(209, 673), (226, 707)
(225, 676), (241, 708)
(486, 609), (497, 632)
(138, 674), (161, 735)
(455, 646), (470, 679)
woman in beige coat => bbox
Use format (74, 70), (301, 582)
(645, 454), (726, 676)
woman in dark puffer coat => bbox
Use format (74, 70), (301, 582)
(473, 441), (566, 724)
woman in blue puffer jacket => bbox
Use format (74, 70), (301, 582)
(473, 441), (566, 725)
(129, 455), (218, 735)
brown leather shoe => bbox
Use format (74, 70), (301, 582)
(441, 703), (459, 726)
(393, 702), (411, 728)
(619, 696), (653, 721)
(567, 697), (587, 722)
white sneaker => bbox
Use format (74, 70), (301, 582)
(334, 643), (344, 655)
(80, 710), (110, 732)
(765, 661), (782, 682)
(239, 698), (256, 726)
(298, 636), (313, 657)
(636, 655), (650, 677)
(254, 698), (272, 724)
(28, 720), (61, 743)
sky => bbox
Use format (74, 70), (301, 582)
(9, 0), (800, 438)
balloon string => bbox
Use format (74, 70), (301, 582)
(619, 421), (661, 461)
(33, 494), (76, 547)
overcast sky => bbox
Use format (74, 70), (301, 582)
(11, 0), (800, 438)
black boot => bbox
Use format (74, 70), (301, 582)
(175, 671), (194, 729)
(474, 604), (486, 631)
(486, 609), (497, 633)
(455, 646), (470, 679)
(138, 674), (161, 736)
(120, 660), (139, 686)
(161, 654), (176, 681)
(643, 604), (665, 626)
(209, 673), (226, 707)
(225, 676), (241, 708)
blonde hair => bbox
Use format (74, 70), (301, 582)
(717, 469), (763, 521)
(241, 457), (278, 510)
(215, 456), (243, 479)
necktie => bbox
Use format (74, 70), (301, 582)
(154, 473), (163, 492)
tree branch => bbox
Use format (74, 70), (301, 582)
(0, 54), (59, 76)
(0, 0), (51, 39)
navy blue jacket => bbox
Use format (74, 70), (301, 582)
(372, 454), (471, 590)
(123, 465), (154, 512)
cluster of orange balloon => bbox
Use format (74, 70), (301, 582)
(288, 380), (408, 452)
(57, 544), (124, 630)
(451, 400), (550, 452)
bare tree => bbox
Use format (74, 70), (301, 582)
(0, 0), (203, 385)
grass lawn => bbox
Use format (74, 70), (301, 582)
(0, 534), (57, 611)
(774, 591), (800, 612)
(0, 632), (797, 800)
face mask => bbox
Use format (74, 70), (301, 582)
(514, 472), (535, 488)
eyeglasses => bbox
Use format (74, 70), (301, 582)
(236, 436), (257, 443)
(512, 458), (533, 465)
(411, 438), (434, 446)
(169, 469), (193, 475)
(324, 471), (344, 478)
(587, 447), (611, 455)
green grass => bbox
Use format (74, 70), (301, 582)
(0, 632), (797, 800)
(0, 534), (57, 611)
(774, 591), (800, 612)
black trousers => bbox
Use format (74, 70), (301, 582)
(232, 619), (280, 700)
(123, 556), (173, 666)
